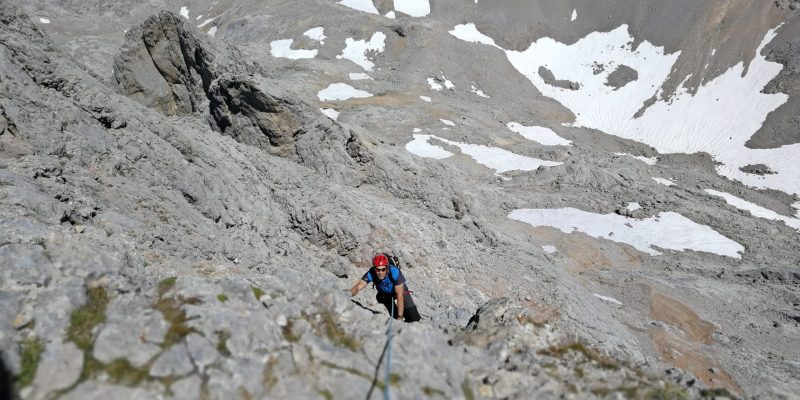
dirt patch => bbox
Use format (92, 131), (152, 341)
(528, 226), (643, 271)
(327, 93), (419, 107)
(647, 288), (741, 394)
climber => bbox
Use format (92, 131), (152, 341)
(350, 253), (421, 322)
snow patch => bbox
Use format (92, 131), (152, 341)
(320, 108), (339, 121)
(303, 27), (326, 44)
(198, 16), (218, 28)
(317, 83), (373, 101)
(508, 208), (743, 258)
(385, 11), (396, 19)
(427, 78), (443, 91)
(270, 39), (317, 59)
(615, 153), (657, 165)
(407, 135), (562, 176)
(393, 0), (431, 17)
(420, 96), (431, 102)
(406, 134), (453, 159)
(571, 9), (577, 21)
(593, 294), (622, 305)
(38, 17), (50, 24)
(507, 122), (571, 146)
(652, 177), (674, 186)
(207, 27), (217, 37)
(337, 32), (387, 71)
(449, 23), (501, 48)
(180, 6), (190, 19)
(705, 189), (800, 230)
(349, 72), (372, 80)
(338, 0), (379, 14)
(542, 245), (557, 254)
(626, 202), (641, 212)
(470, 85), (490, 98)
(440, 119), (455, 126)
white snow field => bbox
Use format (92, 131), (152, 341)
(705, 189), (800, 230)
(393, 0), (430, 17)
(337, 32), (386, 71)
(406, 134), (562, 176)
(508, 208), (744, 258)
(270, 39), (317, 59)
(507, 122), (571, 146)
(303, 27), (326, 43)
(337, 0), (379, 14)
(452, 24), (800, 196)
(320, 108), (339, 121)
(652, 177), (675, 186)
(317, 83), (373, 101)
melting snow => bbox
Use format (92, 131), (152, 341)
(440, 119), (455, 126)
(653, 177), (675, 186)
(705, 189), (800, 230)
(471, 85), (490, 98)
(509, 208), (743, 258)
(270, 39), (317, 59)
(393, 0), (431, 17)
(303, 27), (326, 44)
(449, 23), (501, 48)
(571, 9), (577, 21)
(593, 294), (622, 305)
(406, 134), (561, 176)
(420, 96), (432, 102)
(337, 32), (386, 71)
(507, 122), (571, 146)
(542, 245), (557, 254)
(338, 0), (379, 14)
(406, 134), (453, 159)
(453, 23), (799, 195)
(198, 16), (218, 28)
(615, 153), (657, 165)
(320, 108), (340, 121)
(207, 27), (217, 37)
(180, 6), (189, 19)
(349, 72), (372, 80)
(317, 83), (373, 101)
(38, 17), (50, 24)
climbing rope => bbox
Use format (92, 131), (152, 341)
(383, 299), (395, 400)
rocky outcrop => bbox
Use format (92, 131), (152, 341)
(112, 11), (257, 115)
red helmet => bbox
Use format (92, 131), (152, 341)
(372, 254), (389, 267)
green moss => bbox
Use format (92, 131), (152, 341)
(699, 388), (736, 398)
(281, 319), (301, 343)
(539, 341), (619, 370)
(67, 286), (109, 351)
(251, 286), (265, 300)
(644, 384), (691, 400)
(152, 296), (201, 348)
(317, 389), (334, 400)
(263, 356), (278, 389)
(461, 378), (475, 400)
(157, 277), (177, 297)
(215, 330), (231, 357)
(318, 311), (360, 351)
(217, 294), (228, 302)
(422, 386), (446, 397)
(105, 359), (149, 386)
(16, 338), (44, 387)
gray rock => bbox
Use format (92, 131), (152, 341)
(31, 341), (83, 399)
(185, 333), (218, 373)
(0, 244), (52, 287)
(93, 295), (167, 367)
(168, 375), (202, 400)
(149, 342), (193, 377)
(605, 64), (638, 89)
(59, 381), (157, 400)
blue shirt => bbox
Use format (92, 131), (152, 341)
(362, 266), (406, 294)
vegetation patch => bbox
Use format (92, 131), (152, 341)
(251, 286), (265, 300)
(217, 293), (228, 302)
(105, 358), (149, 386)
(152, 294), (202, 349)
(461, 378), (475, 400)
(66, 286), (110, 351)
(422, 386), (446, 397)
(317, 311), (360, 351)
(317, 389), (333, 400)
(539, 341), (620, 370)
(281, 319), (301, 343)
(157, 277), (177, 297)
(16, 338), (44, 387)
(215, 330), (232, 357)
(263, 356), (278, 389)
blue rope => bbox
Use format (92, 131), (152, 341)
(383, 297), (394, 400)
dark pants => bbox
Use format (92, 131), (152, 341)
(376, 291), (421, 322)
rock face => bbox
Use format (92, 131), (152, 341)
(3, 0), (800, 399)
(113, 11), (257, 115)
